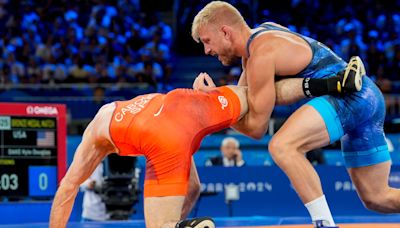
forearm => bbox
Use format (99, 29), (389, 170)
(181, 162), (201, 219)
(49, 184), (79, 228)
(180, 190), (200, 219)
(231, 114), (268, 139)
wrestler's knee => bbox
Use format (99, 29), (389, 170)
(268, 135), (295, 163)
(359, 191), (389, 212)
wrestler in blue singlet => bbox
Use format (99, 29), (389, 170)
(247, 23), (390, 168)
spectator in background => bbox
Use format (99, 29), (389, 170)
(144, 32), (170, 64)
(376, 64), (392, 93)
(6, 52), (24, 83)
(35, 36), (54, 62)
(42, 55), (67, 83)
(26, 56), (41, 83)
(0, 64), (11, 84)
(365, 35), (384, 78)
(114, 65), (129, 83)
(80, 162), (109, 222)
(148, 12), (172, 47)
(142, 31), (172, 85)
(67, 55), (91, 83)
(206, 137), (245, 167)
(335, 8), (363, 38)
(93, 86), (105, 105)
(134, 62), (158, 87)
(126, 24), (147, 57)
(0, 0), (171, 102)
(133, 50), (161, 87)
(338, 24), (366, 60)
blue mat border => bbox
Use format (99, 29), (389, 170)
(3, 215), (400, 227)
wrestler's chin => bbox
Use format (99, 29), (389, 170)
(219, 57), (234, 66)
(221, 60), (230, 66)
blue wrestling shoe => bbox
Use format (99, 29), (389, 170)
(314, 220), (339, 228)
(341, 56), (366, 93)
(176, 217), (215, 228)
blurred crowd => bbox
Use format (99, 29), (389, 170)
(0, 0), (399, 93)
(0, 0), (172, 89)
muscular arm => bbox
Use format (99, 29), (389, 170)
(49, 121), (111, 227)
(237, 60), (302, 106)
(240, 70), (304, 105)
(241, 29), (311, 106)
(232, 52), (276, 139)
(181, 159), (201, 219)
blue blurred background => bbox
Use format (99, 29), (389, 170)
(1, 0), (400, 225)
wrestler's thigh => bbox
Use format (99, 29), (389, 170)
(144, 196), (185, 228)
(273, 104), (331, 153)
(347, 161), (392, 200)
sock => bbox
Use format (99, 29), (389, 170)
(305, 195), (336, 226)
(302, 76), (341, 97)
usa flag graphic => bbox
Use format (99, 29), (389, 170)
(37, 131), (55, 147)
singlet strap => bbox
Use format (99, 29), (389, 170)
(246, 23), (289, 57)
(245, 28), (269, 57)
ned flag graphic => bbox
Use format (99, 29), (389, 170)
(37, 131), (55, 147)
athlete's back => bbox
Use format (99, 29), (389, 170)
(106, 86), (243, 197)
(109, 87), (242, 157)
(248, 22), (347, 79)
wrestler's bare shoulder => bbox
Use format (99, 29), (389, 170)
(90, 102), (116, 146)
(262, 22), (289, 30)
(250, 31), (303, 53)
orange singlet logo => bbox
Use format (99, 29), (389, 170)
(218, 96), (228, 110)
(114, 94), (158, 122)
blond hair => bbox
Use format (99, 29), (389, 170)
(191, 1), (247, 43)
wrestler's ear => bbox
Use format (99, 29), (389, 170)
(221, 25), (231, 40)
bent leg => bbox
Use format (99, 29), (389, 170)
(269, 103), (334, 202)
(348, 161), (400, 213)
(268, 99), (341, 226)
(144, 160), (207, 228)
(145, 196), (185, 228)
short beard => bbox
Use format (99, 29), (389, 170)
(222, 55), (240, 66)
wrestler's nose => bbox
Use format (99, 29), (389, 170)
(204, 45), (211, 55)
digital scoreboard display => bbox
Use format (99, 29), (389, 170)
(0, 103), (66, 198)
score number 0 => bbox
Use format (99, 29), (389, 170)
(29, 166), (57, 196)
(38, 172), (48, 190)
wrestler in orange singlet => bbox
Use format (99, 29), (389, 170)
(50, 83), (248, 228)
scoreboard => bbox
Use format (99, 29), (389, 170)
(0, 103), (66, 198)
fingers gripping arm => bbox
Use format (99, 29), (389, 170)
(193, 72), (217, 92)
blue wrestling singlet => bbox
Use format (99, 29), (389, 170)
(247, 23), (391, 168)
